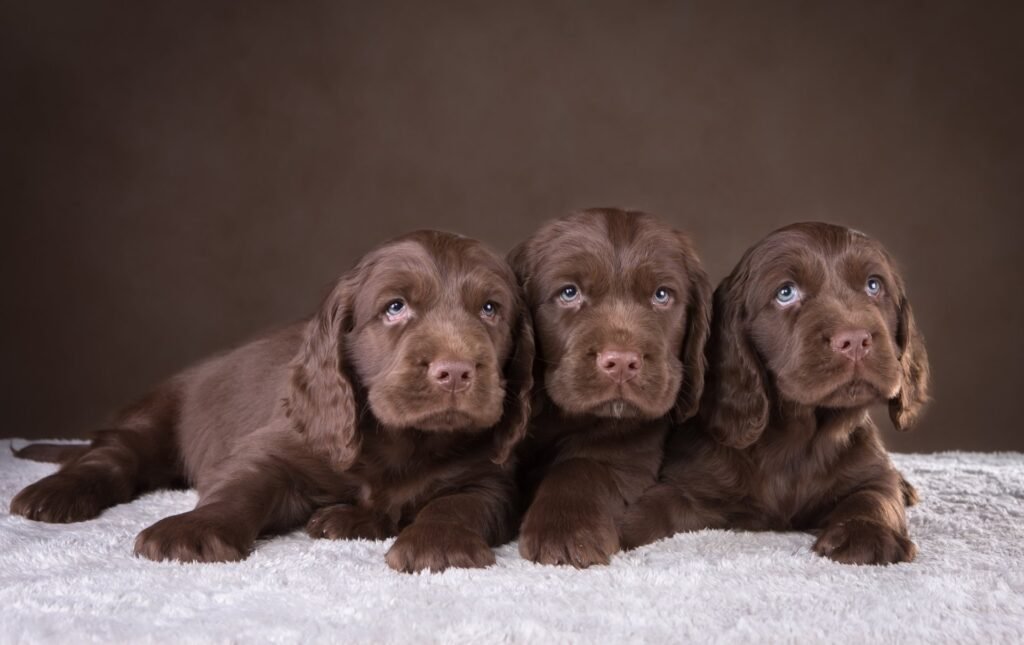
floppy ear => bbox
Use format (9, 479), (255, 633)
(492, 305), (536, 465)
(506, 240), (531, 286)
(888, 294), (930, 431)
(672, 241), (713, 423)
(702, 277), (771, 449)
(284, 272), (361, 470)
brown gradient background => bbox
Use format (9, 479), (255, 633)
(2, 2), (1022, 451)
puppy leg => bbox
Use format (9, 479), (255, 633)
(618, 483), (724, 550)
(134, 438), (322, 564)
(134, 475), (312, 564)
(813, 477), (915, 565)
(10, 392), (182, 523)
(518, 458), (626, 568)
(386, 478), (514, 573)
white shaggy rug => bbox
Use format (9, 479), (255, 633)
(1, 446), (1022, 644)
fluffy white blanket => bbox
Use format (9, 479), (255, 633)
(1, 446), (1022, 644)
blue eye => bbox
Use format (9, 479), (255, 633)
(385, 299), (406, 316)
(652, 287), (671, 306)
(865, 277), (882, 297)
(480, 301), (498, 318)
(775, 283), (800, 305)
(559, 285), (580, 303)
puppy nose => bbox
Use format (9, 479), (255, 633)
(428, 360), (475, 393)
(830, 329), (872, 362)
(596, 349), (642, 383)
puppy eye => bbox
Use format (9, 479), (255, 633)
(480, 301), (499, 319)
(559, 284), (581, 304)
(775, 283), (801, 306)
(384, 299), (409, 322)
(652, 287), (672, 306)
(865, 276), (883, 297)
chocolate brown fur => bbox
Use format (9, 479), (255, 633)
(11, 231), (534, 572)
(621, 223), (929, 565)
(511, 208), (711, 567)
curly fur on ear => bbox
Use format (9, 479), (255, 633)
(285, 272), (361, 470)
(889, 294), (930, 431)
(492, 307), (536, 465)
(506, 241), (531, 294)
(702, 277), (770, 449)
(673, 235), (713, 423)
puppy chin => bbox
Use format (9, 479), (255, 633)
(373, 402), (503, 432)
(587, 399), (645, 419)
(783, 373), (895, 409)
(553, 393), (669, 421)
(410, 410), (482, 431)
(817, 380), (885, 408)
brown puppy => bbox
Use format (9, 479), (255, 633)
(510, 208), (711, 567)
(620, 222), (929, 565)
(10, 231), (533, 573)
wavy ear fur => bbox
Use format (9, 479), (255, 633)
(702, 276), (770, 449)
(673, 235), (713, 423)
(285, 272), (361, 470)
(888, 294), (930, 431)
(506, 240), (547, 414)
(492, 306), (535, 465)
(506, 240), (531, 290)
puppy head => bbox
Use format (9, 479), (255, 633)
(286, 231), (534, 468)
(510, 208), (711, 422)
(705, 222), (930, 449)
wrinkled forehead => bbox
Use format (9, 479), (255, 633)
(528, 214), (691, 289)
(356, 238), (517, 309)
(742, 226), (895, 298)
(364, 240), (437, 281)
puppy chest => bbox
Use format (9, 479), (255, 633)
(755, 470), (821, 528)
(351, 467), (447, 518)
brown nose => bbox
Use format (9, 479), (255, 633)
(596, 349), (642, 383)
(830, 329), (872, 362)
(428, 360), (475, 393)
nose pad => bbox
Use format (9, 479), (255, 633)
(829, 329), (872, 362)
(596, 349), (642, 384)
(428, 360), (475, 393)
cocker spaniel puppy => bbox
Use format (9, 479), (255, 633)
(11, 231), (533, 573)
(511, 208), (711, 567)
(621, 222), (929, 565)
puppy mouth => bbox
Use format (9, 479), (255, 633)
(586, 398), (645, 419)
(409, 409), (483, 431)
(548, 366), (673, 419)
(786, 354), (899, 408)
(818, 377), (885, 407)
(370, 374), (504, 431)
(582, 381), (670, 419)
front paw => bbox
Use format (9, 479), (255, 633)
(10, 473), (113, 523)
(134, 511), (250, 563)
(306, 504), (395, 541)
(518, 503), (620, 568)
(385, 522), (495, 573)
(813, 519), (916, 565)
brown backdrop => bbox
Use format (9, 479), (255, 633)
(3, 1), (1022, 451)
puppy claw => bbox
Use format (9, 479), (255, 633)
(134, 511), (249, 563)
(518, 509), (619, 568)
(10, 473), (112, 523)
(306, 504), (395, 541)
(813, 519), (916, 565)
(385, 522), (495, 573)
